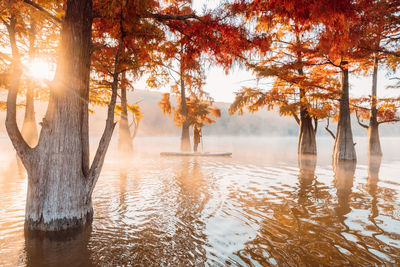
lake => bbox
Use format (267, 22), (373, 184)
(0, 136), (400, 266)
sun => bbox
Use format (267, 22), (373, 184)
(27, 59), (54, 80)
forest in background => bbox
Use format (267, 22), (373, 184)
(1, 88), (398, 138)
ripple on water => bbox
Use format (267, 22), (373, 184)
(0, 137), (400, 265)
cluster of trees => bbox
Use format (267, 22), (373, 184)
(0, 0), (399, 232)
(228, 0), (400, 161)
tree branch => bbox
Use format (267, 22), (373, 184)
(23, 0), (62, 23)
(378, 118), (400, 124)
(86, 9), (125, 198)
(325, 118), (336, 139)
(150, 13), (199, 21)
(355, 110), (369, 129)
(291, 111), (300, 125)
(5, 11), (34, 169)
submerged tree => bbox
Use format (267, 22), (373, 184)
(229, 24), (339, 156)
(158, 91), (220, 151)
(351, 0), (400, 158)
(2, 0), (252, 231)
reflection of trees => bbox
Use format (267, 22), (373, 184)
(23, 226), (92, 266)
(230, 159), (400, 265)
(169, 158), (208, 266)
(365, 156), (400, 244)
(89, 158), (210, 266)
(333, 160), (356, 218)
(368, 156), (382, 222)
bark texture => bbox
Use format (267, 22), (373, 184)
(118, 84), (133, 154)
(333, 65), (356, 162)
(298, 107), (317, 155)
(24, 0), (94, 231)
(367, 57), (382, 157)
(21, 20), (38, 147)
(6, 0), (119, 231)
(21, 84), (38, 147)
(180, 68), (191, 152)
(296, 46), (317, 156)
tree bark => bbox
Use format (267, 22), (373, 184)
(5, 0), (120, 231)
(21, 84), (39, 147)
(298, 90), (317, 155)
(21, 19), (38, 147)
(180, 62), (191, 152)
(333, 64), (356, 162)
(295, 51), (317, 156)
(368, 57), (382, 157)
(118, 76), (133, 154)
(23, 0), (94, 231)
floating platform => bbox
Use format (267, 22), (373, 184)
(160, 152), (232, 157)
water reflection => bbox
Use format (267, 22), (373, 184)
(333, 160), (356, 217)
(298, 154), (317, 187)
(170, 159), (208, 266)
(1, 137), (400, 265)
(23, 227), (93, 266)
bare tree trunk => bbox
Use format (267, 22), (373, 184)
(368, 57), (382, 157)
(296, 57), (316, 155)
(24, 0), (94, 231)
(298, 89), (316, 155)
(180, 63), (190, 152)
(333, 64), (356, 162)
(21, 84), (38, 147)
(5, 0), (120, 231)
(118, 76), (133, 154)
(21, 19), (38, 147)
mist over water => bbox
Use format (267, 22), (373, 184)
(1, 136), (400, 265)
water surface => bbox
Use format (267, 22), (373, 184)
(0, 136), (400, 266)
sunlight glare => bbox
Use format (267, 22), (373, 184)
(27, 59), (54, 80)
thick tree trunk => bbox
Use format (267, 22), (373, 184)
(333, 65), (356, 162)
(368, 57), (382, 157)
(296, 48), (317, 156)
(6, 0), (119, 231)
(118, 83), (133, 154)
(180, 68), (191, 152)
(24, 0), (94, 231)
(298, 98), (316, 155)
(21, 84), (38, 147)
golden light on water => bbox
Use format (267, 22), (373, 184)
(26, 59), (54, 80)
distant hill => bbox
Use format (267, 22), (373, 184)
(0, 88), (399, 137)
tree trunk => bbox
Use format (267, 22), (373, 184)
(6, 0), (119, 231)
(180, 64), (191, 152)
(298, 89), (316, 155)
(21, 19), (38, 147)
(296, 56), (317, 155)
(118, 80), (133, 154)
(368, 57), (382, 157)
(333, 64), (356, 162)
(24, 0), (94, 231)
(21, 84), (38, 147)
